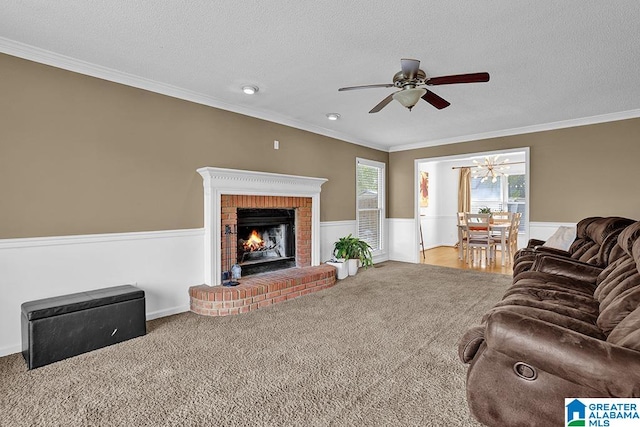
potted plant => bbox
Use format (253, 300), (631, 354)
(478, 206), (494, 223)
(478, 206), (492, 215)
(333, 234), (373, 276)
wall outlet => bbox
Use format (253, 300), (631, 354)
(274, 140), (279, 150)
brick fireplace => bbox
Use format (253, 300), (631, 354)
(196, 167), (327, 286)
(189, 167), (335, 317)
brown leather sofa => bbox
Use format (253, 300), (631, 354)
(512, 216), (636, 276)
(458, 220), (640, 426)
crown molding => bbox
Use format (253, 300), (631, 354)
(0, 37), (387, 152)
(389, 108), (640, 152)
(3, 37), (639, 154)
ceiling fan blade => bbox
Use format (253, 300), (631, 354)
(369, 93), (395, 113)
(421, 90), (450, 110)
(338, 83), (394, 91)
(426, 72), (490, 86)
(401, 58), (420, 80)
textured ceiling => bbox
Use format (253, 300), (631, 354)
(1, 1), (640, 152)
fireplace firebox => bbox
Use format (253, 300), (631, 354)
(236, 208), (296, 276)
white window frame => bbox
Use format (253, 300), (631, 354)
(356, 157), (386, 256)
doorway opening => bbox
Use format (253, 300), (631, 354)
(414, 148), (530, 264)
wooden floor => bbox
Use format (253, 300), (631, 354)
(420, 246), (513, 275)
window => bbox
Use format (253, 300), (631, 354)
(356, 158), (385, 252)
(471, 174), (526, 231)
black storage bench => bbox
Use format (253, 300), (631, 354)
(21, 285), (146, 369)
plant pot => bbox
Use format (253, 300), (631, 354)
(348, 259), (359, 276)
(326, 260), (348, 280)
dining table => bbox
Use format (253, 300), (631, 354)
(458, 221), (511, 266)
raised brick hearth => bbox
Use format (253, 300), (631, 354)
(189, 265), (336, 316)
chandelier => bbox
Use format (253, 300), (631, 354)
(472, 155), (510, 183)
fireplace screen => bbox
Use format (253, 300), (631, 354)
(237, 208), (296, 276)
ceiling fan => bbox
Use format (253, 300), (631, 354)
(338, 58), (489, 113)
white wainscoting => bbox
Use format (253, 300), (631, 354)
(0, 229), (204, 357)
(388, 219), (419, 263)
(0, 221), (391, 357)
(319, 220), (390, 265)
(319, 220), (356, 263)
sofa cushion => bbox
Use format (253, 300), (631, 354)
(595, 257), (639, 305)
(597, 285), (640, 335)
(492, 296), (598, 323)
(607, 306), (640, 351)
(482, 305), (605, 339)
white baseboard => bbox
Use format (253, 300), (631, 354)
(146, 305), (190, 321)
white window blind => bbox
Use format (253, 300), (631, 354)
(356, 158), (385, 252)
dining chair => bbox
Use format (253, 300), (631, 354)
(464, 213), (497, 266)
(491, 211), (512, 224)
(457, 212), (468, 260)
(507, 212), (522, 261)
(499, 212), (521, 264)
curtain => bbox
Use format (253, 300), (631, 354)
(458, 167), (471, 213)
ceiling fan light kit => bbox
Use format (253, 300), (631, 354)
(338, 58), (489, 113)
(392, 88), (427, 111)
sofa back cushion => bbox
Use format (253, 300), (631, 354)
(574, 217), (637, 266)
(597, 234), (640, 338)
(607, 306), (640, 351)
(595, 257), (639, 305)
(598, 285), (640, 335)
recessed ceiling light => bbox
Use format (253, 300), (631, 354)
(242, 85), (258, 95)
(326, 113), (341, 121)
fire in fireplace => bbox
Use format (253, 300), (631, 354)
(237, 208), (296, 276)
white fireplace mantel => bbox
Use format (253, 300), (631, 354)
(197, 167), (328, 285)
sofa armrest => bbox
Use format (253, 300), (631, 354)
(457, 326), (485, 364)
(526, 238), (546, 248)
(485, 310), (640, 396)
(531, 254), (603, 285)
(532, 246), (572, 257)
(513, 248), (535, 262)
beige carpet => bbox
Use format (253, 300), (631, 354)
(0, 262), (510, 427)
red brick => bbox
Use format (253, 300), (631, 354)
(258, 299), (273, 308)
(266, 290), (281, 299)
(286, 291), (301, 300)
(273, 295), (288, 304)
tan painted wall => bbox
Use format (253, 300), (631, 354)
(0, 54), (388, 239)
(389, 118), (640, 221)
